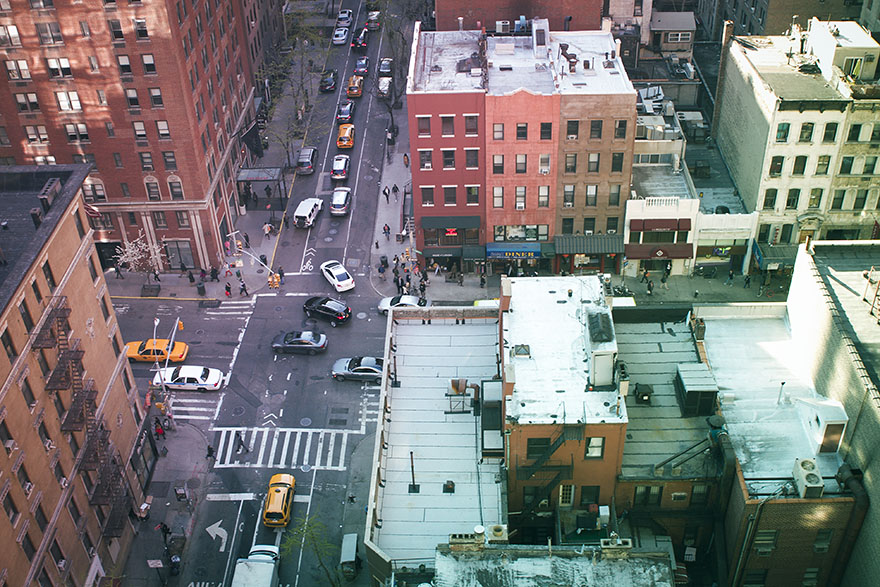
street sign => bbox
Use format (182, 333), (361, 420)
(147, 560), (164, 569)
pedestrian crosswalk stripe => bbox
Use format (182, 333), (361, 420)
(209, 427), (352, 470)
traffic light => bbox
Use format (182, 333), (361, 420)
(404, 248), (411, 261)
(267, 273), (280, 289)
(177, 320), (184, 331)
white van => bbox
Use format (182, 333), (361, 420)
(377, 77), (391, 99)
(293, 198), (323, 228)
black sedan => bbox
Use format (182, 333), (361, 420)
(354, 56), (370, 76)
(335, 100), (356, 123)
(272, 331), (328, 355)
(319, 69), (338, 92)
(332, 357), (384, 383)
(303, 296), (351, 327)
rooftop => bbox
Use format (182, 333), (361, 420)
(411, 29), (485, 93)
(371, 319), (504, 562)
(0, 165), (91, 312)
(503, 276), (626, 426)
(650, 11), (696, 32)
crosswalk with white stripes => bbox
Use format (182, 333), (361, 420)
(204, 299), (255, 319)
(210, 427), (350, 470)
(167, 393), (221, 422)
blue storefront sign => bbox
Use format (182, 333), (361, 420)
(486, 243), (541, 259)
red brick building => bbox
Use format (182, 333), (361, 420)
(434, 0), (601, 34)
(0, 0), (282, 271)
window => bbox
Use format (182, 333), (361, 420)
(34, 156), (56, 165)
(145, 181), (160, 200)
(864, 156), (877, 175)
(584, 437), (605, 458)
(493, 186), (503, 208)
(538, 186), (549, 207)
(6, 59), (31, 80)
(799, 122), (814, 142)
(565, 153), (577, 173)
(753, 529), (777, 552)
(615, 119), (627, 139)
(854, 189), (868, 210)
(441, 150), (455, 169)
(540, 122), (552, 140)
(840, 156), (854, 174)
(419, 150), (432, 170)
(117, 55), (131, 74)
(566, 120), (579, 139)
(466, 186), (479, 205)
(776, 122), (790, 142)
(816, 155), (830, 175)
(15, 93), (40, 112)
(516, 123), (528, 140)
(823, 122), (838, 143)
(443, 186), (456, 206)
(831, 189), (845, 210)
(584, 217), (596, 233)
(611, 152), (624, 172)
(847, 123), (862, 142)
(493, 154), (504, 174)
(36, 22), (63, 45)
(156, 121), (170, 139)
(585, 185), (597, 206)
(134, 19), (149, 40)
(162, 151), (177, 170)
(139, 152), (153, 170)
(690, 483), (709, 505)
(814, 529), (832, 553)
(633, 485), (662, 506)
(441, 116), (454, 136)
(67, 499), (81, 524)
(607, 217), (619, 233)
(169, 181), (183, 200)
(107, 19), (123, 40)
(493, 123), (504, 140)
(588, 153), (600, 173)
(0, 25), (22, 47)
(19, 300), (34, 332)
(149, 88), (163, 107)
(872, 124), (880, 142)
(65, 123), (89, 143)
(769, 156), (784, 176)
(763, 189), (777, 210)
(580, 485), (600, 506)
(4, 492), (19, 525)
(56, 91), (81, 111)
(152, 211), (167, 228)
(743, 569), (767, 586)
(420, 186), (434, 206)
(792, 155), (807, 175)
(515, 154), (526, 174)
(175, 211), (190, 228)
(111, 153), (122, 168)
(563, 184), (575, 207)
(515, 186), (526, 209)
(786, 189), (800, 210)
(561, 217), (574, 234)
(464, 149), (478, 169)
(46, 57), (72, 79)
(132, 122), (147, 139)
(609, 184), (621, 206)
(590, 119), (602, 139)
(415, 116), (431, 136)
(142, 54), (156, 74)
(464, 115), (478, 135)
(808, 188), (823, 209)
(125, 88), (139, 107)
(667, 31), (692, 42)
(25, 126), (49, 144)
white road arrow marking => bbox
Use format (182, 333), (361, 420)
(206, 520), (228, 552)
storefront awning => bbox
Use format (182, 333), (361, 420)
(540, 243), (556, 258)
(753, 242), (798, 269)
(236, 167), (282, 182)
(643, 218), (680, 231)
(486, 243), (541, 259)
(421, 216), (481, 229)
(423, 247), (462, 258)
(462, 245), (486, 260)
(554, 234), (625, 255)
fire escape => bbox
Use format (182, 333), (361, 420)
(34, 297), (130, 538)
(517, 425), (583, 516)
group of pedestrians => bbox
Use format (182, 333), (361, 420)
(640, 262), (673, 295)
(388, 254), (429, 298)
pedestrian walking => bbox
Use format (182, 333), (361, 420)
(660, 274), (669, 289)
(210, 266), (219, 282)
(647, 280), (655, 295)
(263, 222), (274, 239)
(224, 282), (232, 297)
(383, 186), (390, 204)
(378, 265), (386, 280)
(480, 274), (486, 288)
(395, 276), (403, 295)
(375, 240), (379, 249)
(187, 271), (195, 284)
(278, 267), (285, 284)
(419, 281), (426, 296)
(725, 270), (735, 286)
(458, 273), (464, 287)
(235, 431), (249, 453)
(239, 279), (248, 296)
(392, 266), (399, 279)
(206, 445), (215, 460)
(403, 153), (409, 167)
(243, 233), (251, 248)
(114, 263), (124, 279)
(392, 184), (399, 202)
(179, 261), (187, 275)
(744, 274), (752, 288)
(393, 255), (399, 268)
(156, 522), (171, 544)
(155, 423), (165, 440)
(224, 263), (233, 277)
(153, 270), (161, 282)
(199, 268), (207, 282)
(434, 262), (441, 276)
(640, 268), (649, 283)
(383, 224), (391, 240)
(283, 213), (290, 229)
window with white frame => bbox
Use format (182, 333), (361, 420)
(515, 186), (526, 209)
(493, 186), (503, 208)
(417, 116), (430, 136)
(465, 149), (479, 168)
(420, 186), (434, 206)
(6, 59), (31, 80)
(666, 32), (691, 42)
(538, 186), (549, 207)
(443, 186), (456, 205)
(465, 186), (479, 205)
(419, 150), (432, 170)
(56, 91), (81, 111)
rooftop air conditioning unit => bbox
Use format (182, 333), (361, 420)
(563, 202), (574, 208)
(585, 230), (594, 235)
(496, 20), (510, 33)
(607, 229), (617, 234)
(515, 202), (525, 210)
(567, 134), (577, 140)
(539, 168), (550, 175)
(4, 439), (16, 451)
(793, 458), (824, 498)
(57, 559), (67, 572)
(23, 482), (33, 495)
(60, 477), (69, 488)
(44, 440), (54, 452)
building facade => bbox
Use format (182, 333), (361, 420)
(0, 0), (277, 272)
(698, 0), (863, 40)
(433, 0), (601, 34)
(0, 165), (151, 586)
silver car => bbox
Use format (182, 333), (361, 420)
(378, 295), (430, 316)
(330, 187), (351, 216)
(332, 356), (384, 383)
(332, 27), (349, 45)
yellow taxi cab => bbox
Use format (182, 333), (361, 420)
(125, 339), (189, 363)
(346, 75), (364, 98)
(262, 473), (295, 527)
(337, 124), (355, 149)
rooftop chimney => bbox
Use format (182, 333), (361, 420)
(30, 208), (43, 228)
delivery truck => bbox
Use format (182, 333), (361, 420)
(230, 544), (280, 587)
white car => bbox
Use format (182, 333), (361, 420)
(336, 9), (353, 28)
(152, 365), (224, 392)
(320, 260), (355, 292)
(378, 295), (430, 316)
(331, 154), (350, 180)
(332, 27), (349, 45)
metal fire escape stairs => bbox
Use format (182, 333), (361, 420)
(517, 425), (583, 516)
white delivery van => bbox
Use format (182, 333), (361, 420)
(230, 544), (279, 587)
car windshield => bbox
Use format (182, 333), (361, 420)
(349, 357), (363, 369)
(200, 367), (211, 380)
(171, 366), (182, 379)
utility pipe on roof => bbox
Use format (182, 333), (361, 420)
(828, 464), (869, 587)
(730, 484), (788, 586)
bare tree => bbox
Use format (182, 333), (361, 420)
(114, 231), (166, 283)
(281, 513), (343, 587)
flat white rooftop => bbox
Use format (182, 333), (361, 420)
(702, 315), (843, 493)
(503, 276), (626, 426)
(373, 320), (503, 561)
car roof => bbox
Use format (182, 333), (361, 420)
(164, 365), (212, 376)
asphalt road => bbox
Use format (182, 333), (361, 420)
(115, 3), (396, 583)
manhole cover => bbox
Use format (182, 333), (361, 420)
(300, 417), (312, 426)
(328, 228), (338, 235)
(232, 406), (246, 417)
(356, 311), (369, 320)
(276, 306), (285, 312)
(301, 464), (312, 473)
(323, 236), (334, 242)
(195, 329), (205, 336)
(187, 477), (202, 489)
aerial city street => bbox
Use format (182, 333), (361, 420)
(2, 0), (880, 586)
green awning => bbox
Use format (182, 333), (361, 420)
(554, 234), (625, 255)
